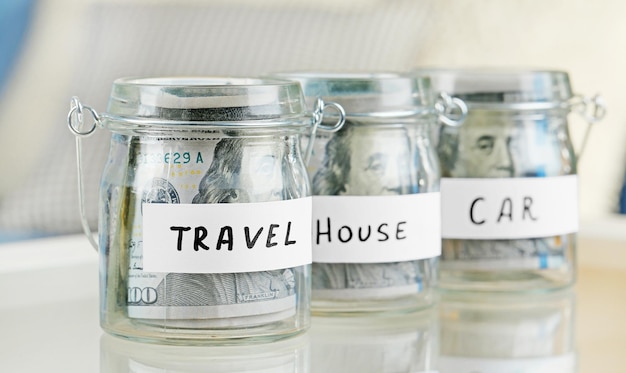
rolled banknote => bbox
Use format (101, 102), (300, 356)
(437, 113), (570, 271)
(309, 123), (428, 300)
(312, 262), (424, 300)
(441, 237), (567, 271)
(120, 136), (305, 327)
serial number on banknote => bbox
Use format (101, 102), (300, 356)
(136, 151), (206, 165)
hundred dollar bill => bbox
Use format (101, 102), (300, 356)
(312, 262), (424, 300)
(441, 236), (567, 271)
(437, 114), (571, 270)
(309, 124), (430, 299)
(121, 136), (302, 326)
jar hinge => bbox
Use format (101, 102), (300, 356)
(304, 97), (346, 165)
(67, 96), (101, 252)
(569, 94), (607, 160)
(436, 92), (468, 127)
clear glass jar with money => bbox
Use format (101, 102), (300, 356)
(271, 73), (467, 315)
(66, 77), (344, 344)
(438, 289), (576, 373)
(417, 69), (606, 292)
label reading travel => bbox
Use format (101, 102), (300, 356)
(142, 197), (312, 273)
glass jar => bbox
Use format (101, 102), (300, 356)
(438, 289), (576, 372)
(418, 69), (605, 292)
(67, 77), (343, 345)
(271, 73), (466, 315)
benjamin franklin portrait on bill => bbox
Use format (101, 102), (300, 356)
(311, 123), (425, 298)
(438, 112), (567, 268)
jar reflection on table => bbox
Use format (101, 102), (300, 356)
(310, 308), (438, 373)
(100, 333), (310, 372)
(438, 289), (576, 373)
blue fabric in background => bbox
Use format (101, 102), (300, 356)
(619, 176), (626, 214)
(0, 230), (54, 244)
(0, 0), (39, 243)
(0, 0), (36, 94)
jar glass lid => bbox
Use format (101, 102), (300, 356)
(269, 72), (436, 118)
(104, 77), (307, 124)
(415, 69), (573, 110)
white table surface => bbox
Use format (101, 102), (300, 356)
(0, 234), (624, 372)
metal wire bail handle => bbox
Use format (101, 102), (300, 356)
(67, 96), (101, 251)
(569, 94), (607, 160)
(436, 92), (468, 127)
(304, 97), (346, 165)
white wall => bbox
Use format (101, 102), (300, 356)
(0, 0), (623, 230)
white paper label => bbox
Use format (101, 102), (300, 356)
(438, 354), (576, 373)
(312, 193), (441, 263)
(441, 176), (578, 239)
(142, 198), (312, 273)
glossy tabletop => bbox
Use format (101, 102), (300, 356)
(0, 235), (624, 372)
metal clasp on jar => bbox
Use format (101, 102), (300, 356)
(435, 92), (469, 127)
(568, 94), (607, 159)
(67, 97), (103, 250)
(304, 97), (346, 164)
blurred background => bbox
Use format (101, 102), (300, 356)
(0, 2), (625, 372)
(0, 0), (624, 241)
